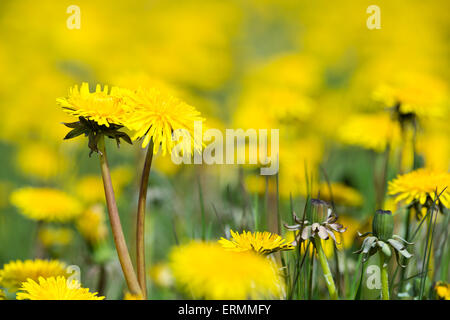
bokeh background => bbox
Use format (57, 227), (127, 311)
(0, 0), (448, 299)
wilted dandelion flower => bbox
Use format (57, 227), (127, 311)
(17, 276), (104, 300)
(285, 199), (347, 244)
(338, 113), (401, 152)
(219, 229), (294, 255)
(76, 205), (108, 244)
(10, 187), (82, 222)
(124, 87), (204, 156)
(0, 259), (68, 291)
(38, 227), (74, 248)
(388, 169), (450, 208)
(169, 242), (284, 299)
(57, 82), (132, 127)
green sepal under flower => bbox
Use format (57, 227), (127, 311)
(63, 116), (132, 156)
(354, 210), (413, 266)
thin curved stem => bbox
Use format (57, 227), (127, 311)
(379, 252), (389, 300)
(136, 140), (154, 299)
(314, 237), (338, 300)
(98, 136), (142, 296)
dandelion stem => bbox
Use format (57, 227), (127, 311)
(379, 252), (390, 300)
(314, 237), (338, 300)
(136, 140), (154, 299)
(399, 207), (411, 293)
(98, 136), (142, 296)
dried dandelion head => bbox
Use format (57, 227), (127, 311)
(284, 199), (347, 245)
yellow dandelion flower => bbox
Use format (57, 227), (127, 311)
(219, 229), (294, 255)
(338, 113), (401, 152)
(76, 204), (108, 244)
(149, 263), (174, 288)
(123, 292), (144, 300)
(38, 227), (74, 248)
(388, 169), (450, 208)
(169, 241), (284, 299)
(57, 82), (132, 127)
(0, 259), (68, 291)
(17, 276), (104, 300)
(10, 187), (82, 222)
(124, 87), (204, 156)
(0, 289), (5, 300)
(15, 143), (67, 181)
(435, 282), (450, 300)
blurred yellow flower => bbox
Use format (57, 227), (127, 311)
(38, 227), (74, 248)
(124, 87), (204, 156)
(278, 138), (324, 197)
(149, 263), (174, 288)
(123, 292), (144, 300)
(334, 215), (362, 249)
(417, 130), (450, 172)
(169, 241), (284, 299)
(0, 259), (68, 291)
(76, 166), (132, 204)
(435, 282), (450, 300)
(10, 187), (82, 222)
(75, 175), (105, 204)
(57, 82), (133, 127)
(110, 165), (134, 191)
(17, 276), (104, 300)
(388, 169), (450, 208)
(76, 205), (108, 245)
(0, 289), (5, 300)
(219, 229), (294, 255)
(244, 174), (276, 195)
(373, 72), (448, 119)
(284, 233), (334, 257)
(307, 182), (363, 207)
(15, 143), (66, 181)
(338, 113), (401, 152)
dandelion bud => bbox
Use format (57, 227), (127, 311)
(372, 210), (394, 241)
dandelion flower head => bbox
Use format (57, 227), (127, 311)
(219, 229), (294, 255)
(388, 169), (450, 208)
(169, 241), (284, 299)
(0, 259), (68, 291)
(124, 87), (204, 156)
(16, 276), (104, 300)
(57, 82), (133, 127)
(10, 187), (82, 222)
